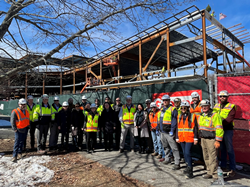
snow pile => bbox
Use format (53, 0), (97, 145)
(0, 155), (54, 186)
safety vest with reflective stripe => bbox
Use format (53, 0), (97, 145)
(83, 110), (89, 116)
(52, 105), (62, 115)
(122, 105), (136, 125)
(158, 106), (176, 125)
(97, 105), (103, 116)
(33, 105), (55, 122)
(176, 107), (182, 115)
(13, 108), (30, 129)
(27, 103), (36, 122)
(197, 111), (224, 141)
(190, 102), (202, 116)
(149, 110), (160, 129)
(213, 103), (236, 126)
(86, 113), (99, 132)
(177, 113), (196, 143)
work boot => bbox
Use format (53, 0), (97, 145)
(11, 157), (17, 163)
(162, 160), (171, 165)
(183, 163), (189, 174)
(17, 154), (23, 160)
(156, 154), (162, 159)
(119, 149), (124, 153)
(130, 149), (134, 152)
(228, 170), (236, 177)
(202, 174), (212, 179)
(185, 166), (193, 179)
(37, 150), (46, 154)
(151, 152), (158, 156)
(172, 164), (181, 170)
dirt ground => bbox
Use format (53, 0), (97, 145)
(0, 138), (152, 187)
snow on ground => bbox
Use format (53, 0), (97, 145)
(0, 155), (54, 187)
(0, 120), (11, 126)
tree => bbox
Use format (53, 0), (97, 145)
(0, 0), (195, 81)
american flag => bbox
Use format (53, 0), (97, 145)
(219, 13), (227, 20)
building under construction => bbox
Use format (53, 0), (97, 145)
(1, 6), (250, 100)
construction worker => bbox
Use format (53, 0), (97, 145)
(113, 97), (123, 150)
(213, 90), (236, 177)
(119, 95), (136, 153)
(58, 101), (71, 151)
(105, 96), (114, 109)
(84, 103), (91, 116)
(80, 95), (90, 110)
(149, 102), (165, 159)
(197, 100), (223, 181)
(84, 103), (100, 153)
(144, 99), (154, 153)
(24, 95), (36, 151)
(174, 98), (182, 115)
(95, 98), (103, 145)
(11, 98), (30, 162)
(68, 98), (75, 111)
(176, 101), (198, 178)
(190, 92), (202, 116)
(157, 94), (180, 170)
(49, 96), (62, 151)
(33, 94), (55, 153)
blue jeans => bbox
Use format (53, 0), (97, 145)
(180, 142), (193, 167)
(13, 129), (27, 157)
(220, 130), (236, 171)
(151, 131), (165, 158)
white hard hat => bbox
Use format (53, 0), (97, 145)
(200, 99), (210, 106)
(27, 95), (33, 100)
(126, 95), (132, 99)
(180, 101), (190, 107)
(82, 95), (87, 100)
(62, 101), (69, 106)
(18, 98), (27, 105)
(191, 92), (200, 98)
(90, 103), (97, 108)
(219, 90), (229, 96)
(145, 99), (151, 103)
(174, 98), (181, 102)
(54, 96), (59, 101)
(162, 95), (170, 100)
(150, 102), (157, 108)
(42, 94), (49, 99)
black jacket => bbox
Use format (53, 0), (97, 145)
(57, 108), (71, 133)
(52, 103), (62, 123)
(99, 108), (116, 134)
(71, 109), (85, 129)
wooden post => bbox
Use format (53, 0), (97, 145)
(118, 52), (120, 83)
(60, 72), (62, 95)
(25, 72), (28, 99)
(139, 41), (142, 80)
(166, 27), (171, 77)
(43, 73), (45, 94)
(72, 56), (75, 94)
(202, 12), (208, 78)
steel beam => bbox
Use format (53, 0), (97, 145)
(139, 41), (142, 80)
(202, 12), (207, 78)
(169, 35), (202, 47)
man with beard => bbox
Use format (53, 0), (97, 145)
(213, 90), (236, 177)
(190, 92), (202, 116)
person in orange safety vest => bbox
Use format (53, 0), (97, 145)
(190, 92), (202, 116)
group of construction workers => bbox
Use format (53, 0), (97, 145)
(11, 90), (236, 181)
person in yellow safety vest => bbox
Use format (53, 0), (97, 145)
(190, 92), (202, 116)
(83, 103), (100, 153)
(174, 98), (182, 115)
(49, 96), (62, 151)
(33, 94), (55, 154)
(10, 98), (30, 162)
(197, 99), (224, 181)
(157, 94), (180, 170)
(213, 90), (237, 177)
(105, 96), (114, 109)
(118, 95), (136, 153)
(23, 95), (36, 151)
(95, 98), (104, 146)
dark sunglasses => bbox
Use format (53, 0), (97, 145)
(152, 107), (157, 108)
(116, 100), (120, 101)
(219, 96), (227, 98)
(181, 107), (187, 109)
(75, 106), (80, 107)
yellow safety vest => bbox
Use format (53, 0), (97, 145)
(33, 104), (55, 122)
(86, 113), (99, 132)
(27, 103), (36, 122)
(158, 106), (176, 125)
(122, 104), (136, 125)
(213, 103), (236, 126)
(97, 105), (103, 116)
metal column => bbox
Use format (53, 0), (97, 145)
(25, 72), (28, 99)
(202, 12), (207, 78)
(42, 73), (45, 94)
(72, 56), (75, 94)
(166, 27), (171, 77)
(222, 30), (227, 72)
(117, 52), (120, 83)
(139, 41), (142, 80)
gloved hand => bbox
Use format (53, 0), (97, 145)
(169, 131), (174, 136)
(214, 141), (220, 148)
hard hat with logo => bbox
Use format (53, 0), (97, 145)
(18, 98), (27, 105)
(90, 103), (97, 108)
(162, 95), (170, 100)
(180, 101), (190, 107)
(191, 92), (200, 98)
(82, 95), (87, 100)
(62, 101), (69, 106)
(27, 95), (33, 100)
(219, 90), (229, 96)
(42, 94), (49, 99)
(150, 102), (157, 108)
(200, 99), (210, 106)
(54, 96), (59, 101)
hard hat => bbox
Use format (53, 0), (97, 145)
(145, 99), (151, 103)
(62, 101), (69, 106)
(27, 95), (33, 100)
(18, 98), (27, 105)
(174, 98), (181, 102)
(150, 102), (157, 108)
(180, 101), (190, 107)
(219, 90), (229, 96)
(82, 95), (87, 100)
(90, 103), (97, 108)
(200, 99), (210, 106)
(162, 95), (170, 100)
(126, 95), (132, 99)
(42, 94), (49, 99)
(191, 92), (200, 98)
(54, 96), (59, 101)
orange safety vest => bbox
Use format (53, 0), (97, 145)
(177, 113), (196, 143)
(149, 110), (160, 129)
(13, 108), (30, 129)
(190, 102), (202, 116)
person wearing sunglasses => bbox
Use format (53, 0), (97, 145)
(176, 101), (198, 178)
(11, 98), (30, 162)
(174, 98), (182, 115)
(197, 99), (224, 181)
(190, 92), (202, 116)
(213, 90), (237, 177)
